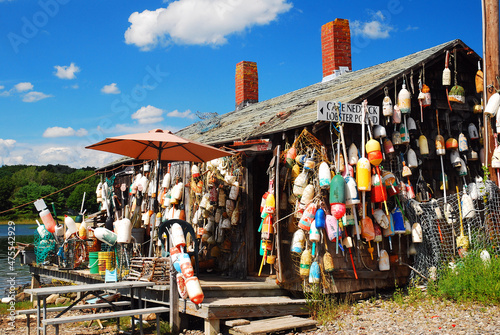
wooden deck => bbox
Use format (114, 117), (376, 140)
(28, 265), (309, 335)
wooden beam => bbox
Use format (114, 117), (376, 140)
(484, 0), (500, 183)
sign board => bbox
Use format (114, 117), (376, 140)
(317, 101), (380, 125)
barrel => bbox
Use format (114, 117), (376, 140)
(98, 251), (115, 275)
(89, 252), (99, 274)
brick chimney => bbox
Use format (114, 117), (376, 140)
(321, 18), (352, 82)
(235, 61), (258, 110)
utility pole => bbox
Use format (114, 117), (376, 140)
(483, 0), (499, 182)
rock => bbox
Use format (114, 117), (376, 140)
(55, 297), (69, 305)
(1, 296), (14, 304)
(144, 313), (157, 321)
(46, 294), (59, 304)
(16, 292), (28, 302)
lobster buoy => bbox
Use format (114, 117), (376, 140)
(291, 229), (306, 253)
(348, 143), (359, 166)
(309, 220), (321, 243)
(458, 133), (468, 153)
(300, 184), (315, 205)
(382, 87), (393, 120)
(299, 248), (312, 277)
(383, 137), (395, 156)
(185, 276), (204, 304)
(366, 139), (383, 166)
(309, 261), (321, 283)
(318, 162), (331, 189)
(412, 222), (423, 243)
(345, 174), (360, 205)
(379, 249), (390, 271)
(286, 146), (297, 168)
(392, 207), (405, 234)
(314, 207), (326, 229)
(419, 135), (429, 156)
(329, 174), (346, 219)
(356, 158), (371, 191)
(293, 169), (308, 196)
(398, 82), (411, 114)
(298, 202), (317, 231)
(261, 214), (274, 240)
(263, 193), (275, 214)
(371, 171), (387, 204)
(325, 215), (339, 242)
(485, 92), (500, 117)
(191, 164), (200, 178)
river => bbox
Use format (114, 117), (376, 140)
(0, 223), (37, 298)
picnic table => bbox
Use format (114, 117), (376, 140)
(24, 281), (165, 335)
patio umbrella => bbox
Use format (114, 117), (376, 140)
(86, 128), (230, 252)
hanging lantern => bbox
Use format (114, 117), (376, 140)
(383, 87), (393, 120)
(398, 82), (411, 114)
(319, 161), (331, 189)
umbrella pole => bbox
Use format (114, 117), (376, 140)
(149, 148), (163, 257)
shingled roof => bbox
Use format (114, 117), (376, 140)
(176, 39), (477, 146)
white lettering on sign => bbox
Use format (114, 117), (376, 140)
(317, 101), (380, 125)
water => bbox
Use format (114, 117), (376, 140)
(0, 223), (37, 298)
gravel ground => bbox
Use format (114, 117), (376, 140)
(3, 294), (499, 334)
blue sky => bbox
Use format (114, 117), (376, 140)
(0, 0), (483, 168)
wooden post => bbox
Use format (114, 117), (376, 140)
(484, 0), (500, 182)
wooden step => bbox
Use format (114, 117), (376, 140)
(229, 315), (317, 335)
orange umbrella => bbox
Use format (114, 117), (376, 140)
(86, 128), (230, 163)
(86, 128), (230, 257)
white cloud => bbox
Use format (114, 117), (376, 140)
(405, 25), (419, 31)
(101, 83), (121, 94)
(0, 138), (16, 156)
(167, 109), (195, 119)
(43, 126), (88, 138)
(124, 0), (292, 50)
(132, 105), (164, 124)
(22, 91), (53, 102)
(352, 10), (393, 39)
(54, 62), (80, 79)
(15, 82), (33, 92)
(0, 85), (4, 90)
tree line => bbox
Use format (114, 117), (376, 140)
(0, 164), (101, 221)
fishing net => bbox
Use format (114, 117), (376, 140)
(405, 179), (500, 281)
(34, 227), (56, 265)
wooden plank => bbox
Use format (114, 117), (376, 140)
(183, 296), (308, 320)
(225, 319), (250, 327)
(17, 301), (131, 315)
(43, 306), (170, 325)
(230, 315), (317, 335)
(24, 281), (154, 296)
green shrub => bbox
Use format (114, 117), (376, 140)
(429, 249), (500, 305)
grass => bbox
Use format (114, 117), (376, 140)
(303, 283), (353, 325)
(427, 249), (500, 305)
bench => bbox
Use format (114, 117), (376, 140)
(42, 306), (170, 335)
(17, 301), (131, 335)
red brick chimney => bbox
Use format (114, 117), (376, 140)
(321, 19), (352, 81)
(235, 61), (258, 110)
